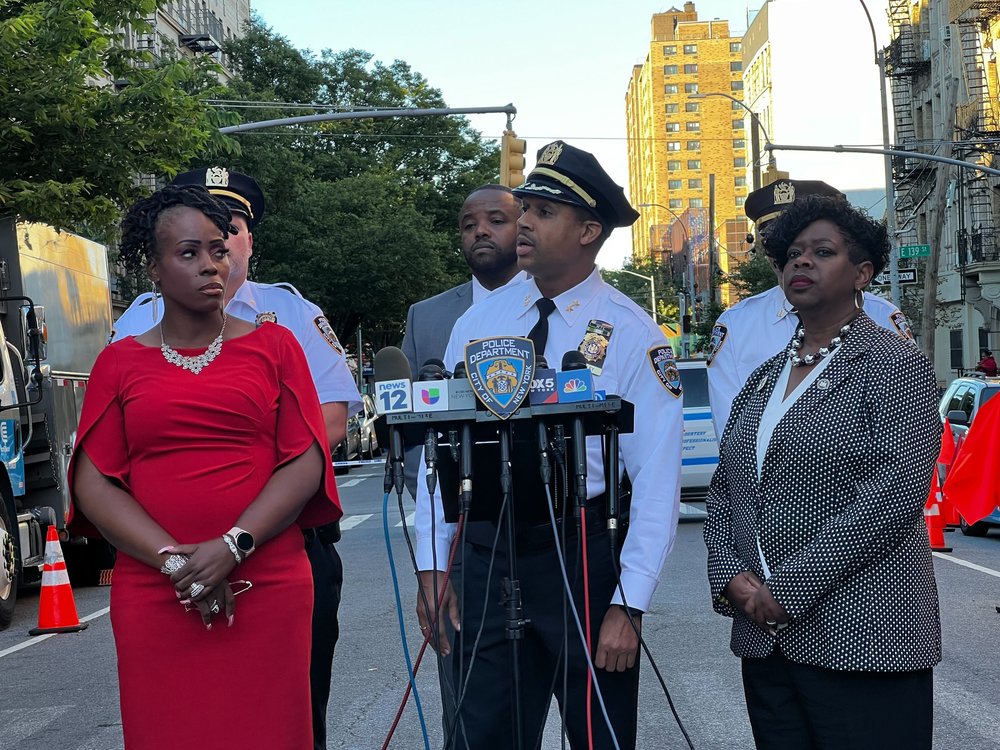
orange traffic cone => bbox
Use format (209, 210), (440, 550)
(28, 526), (88, 636)
(925, 473), (953, 553)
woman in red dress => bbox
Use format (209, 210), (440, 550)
(70, 185), (341, 749)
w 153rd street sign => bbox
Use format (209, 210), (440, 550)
(899, 244), (931, 259)
(872, 268), (917, 286)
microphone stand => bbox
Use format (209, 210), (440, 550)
(604, 421), (621, 552)
(498, 422), (526, 749)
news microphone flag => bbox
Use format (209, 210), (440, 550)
(372, 346), (413, 415)
(529, 368), (559, 405)
(412, 381), (450, 412)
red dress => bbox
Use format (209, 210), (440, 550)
(69, 323), (341, 750)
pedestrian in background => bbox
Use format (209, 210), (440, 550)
(704, 195), (941, 749)
(70, 185), (341, 749)
(975, 348), (997, 376)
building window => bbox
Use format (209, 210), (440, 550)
(731, 80), (744, 91)
(668, 179), (683, 190)
(687, 140), (701, 150)
(669, 199), (684, 209)
(735, 196), (746, 207)
(733, 119), (745, 129)
(684, 43), (697, 54)
(685, 102), (700, 113)
(666, 103), (679, 113)
(733, 139), (746, 149)
(665, 84), (679, 94)
(690, 198), (704, 208)
(950, 329), (964, 370)
(684, 63), (698, 74)
(666, 122), (681, 132)
(686, 121), (701, 131)
(730, 61), (743, 72)
(668, 160), (682, 171)
(667, 141), (682, 151)
(664, 64), (679, 75)
(689, 178), (702, 189)
(730, 42), (742, 53)
(734, 157), (746, 168)
(732, 100), (743, 110)
(684, 83), (699, 94)
(664, 45), (676, 55)
(735, 176), (747, 187)
(688, 159), (701, 169)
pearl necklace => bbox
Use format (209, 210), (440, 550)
(787, 322), (851, 367)
(160, 315), (227, 374)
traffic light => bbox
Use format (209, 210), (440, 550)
(500, 130), (527, 188)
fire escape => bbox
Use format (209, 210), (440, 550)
(885, 1), (934, 251)
(952, 0), (1000, 264)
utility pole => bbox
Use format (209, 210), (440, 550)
(708, 174), (716, 306)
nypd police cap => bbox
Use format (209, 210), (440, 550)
(171, 167), (265, 229)
(513, 141), (639, 230)
(743, 179), (844, 230)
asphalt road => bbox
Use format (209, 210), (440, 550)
(2, 461), (999, 749)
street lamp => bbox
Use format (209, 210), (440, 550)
(616, 267), (657, 323)
(691, 91), (776, 190)
(858, 0), (902, 309)
(638, 202), (695, 354)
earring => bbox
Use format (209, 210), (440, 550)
(854, 289), (863, 310)
(151, 281), (160, 321)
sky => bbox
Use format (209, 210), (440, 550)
(249, 0), (893, 268)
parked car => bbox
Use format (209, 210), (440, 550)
(939, 374), (1000, 535)
(358, 393), (381, 459)
(675, 359), (719, 503)
(332, 411), (363, 475)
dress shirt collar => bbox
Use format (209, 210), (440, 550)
(515, 266), (602, 327)
(471, 270), (527, 305)
(766, 284), (795, 326)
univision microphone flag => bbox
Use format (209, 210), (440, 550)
(464, 337), (535, 419)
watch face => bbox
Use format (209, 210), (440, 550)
(235, 531), (254, 552)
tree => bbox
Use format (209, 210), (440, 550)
(0, 0), (236, 239)
(212, 18), (500, 347)
(602, 256), (680, 324)
(724, 251), (777, 299)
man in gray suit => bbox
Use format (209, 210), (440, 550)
(400, 183), (522, 739)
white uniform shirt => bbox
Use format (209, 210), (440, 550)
(706, 285), (910, 438)
(471, 270), (527, 305)
(414, 268), (684, 612)
(111, 280), (362, 414)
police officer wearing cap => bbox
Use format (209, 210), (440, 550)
(111, 167), (361, 750)
(413, 142), (684, 749)
(706, 178), (912, 439)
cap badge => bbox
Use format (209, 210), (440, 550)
(773, 181), (795, 206)
(205, 167), (230, 188)
(538, 142), (564, 166)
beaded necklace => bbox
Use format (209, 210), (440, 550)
(787, 321), (852, 367)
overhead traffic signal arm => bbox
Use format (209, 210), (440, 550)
(500, 130), (527, 188)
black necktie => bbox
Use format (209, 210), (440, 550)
(527, 297), (556, 360)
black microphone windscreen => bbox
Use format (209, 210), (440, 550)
(423, 358), (446, 370)
(417, 363), (446, 381)
(535, 355), (548, 369)
(561, 350), (588, 371)
(373, 346), (412, 383)
(452, 361), (468, 379)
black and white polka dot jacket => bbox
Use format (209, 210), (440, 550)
(704, 312), (942, 671)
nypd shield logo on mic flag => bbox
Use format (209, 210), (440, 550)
(464, 337), (535, 419)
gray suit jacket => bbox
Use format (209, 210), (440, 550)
(400, 282), (473, 497)
(704, 313), (942, 672)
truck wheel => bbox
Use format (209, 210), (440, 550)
(960, 515), (990, 537)
(0, 497), (18, 630)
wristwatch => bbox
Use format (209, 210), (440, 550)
(226, 526), (256, 558)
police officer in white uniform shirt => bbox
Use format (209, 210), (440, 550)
(413, 142), (683, 749)
(110, 167), (360, 750)
(707, 179), (912, 439)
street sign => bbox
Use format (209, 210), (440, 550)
(899, 244), (931, 259)
(872, 268), (918, 286)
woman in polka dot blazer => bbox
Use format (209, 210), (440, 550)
(704, 195), (941, 750)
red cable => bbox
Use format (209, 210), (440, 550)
(580, 509), (595, 750)
(381, 514), (465, 750)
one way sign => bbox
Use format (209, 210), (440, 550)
(872, 268), (917, 286)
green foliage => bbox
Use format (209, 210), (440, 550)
(213, 17), (500, 347)
(724, 251), (777, 299)
(693, 300), (727, 353)
(0, 0), (237, 237)
(602, 256), (681, 325)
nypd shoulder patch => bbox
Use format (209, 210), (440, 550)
(314, 316), (344, 354)
(648, 345), (682, 398)
(706, 323), (729, 367)
(889, 311), (913, 340)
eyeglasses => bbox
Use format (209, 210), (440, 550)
(183, 580), (253, 612)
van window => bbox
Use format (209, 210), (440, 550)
(946, 385), (969, 414)
(678, 367), (709, 408)
(958, 388), (976, 420)
(980, 387), (1000, 411)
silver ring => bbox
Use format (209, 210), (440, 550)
(189, 582), (206, 598)
(210, 601), (220, 614)
(765, 619), (777, 626)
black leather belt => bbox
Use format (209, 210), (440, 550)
(303, 520), (341, 545)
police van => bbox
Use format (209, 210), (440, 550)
(676, 359), (719, 511)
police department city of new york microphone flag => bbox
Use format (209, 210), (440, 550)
(464, 337), (535, 420)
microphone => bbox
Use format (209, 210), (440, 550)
(415, 359), (447, 495)
(451, 361), (474, 512)
(560, 351), (591, 508)
(529, 354), (558, 405)
(373, 346), (412, 496)
(448, 360), (476, 410)
(557, 350), (595, 403)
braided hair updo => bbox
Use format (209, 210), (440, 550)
(118, 185), (233, 278)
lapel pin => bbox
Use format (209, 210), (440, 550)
(817, 378), (831, 390)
